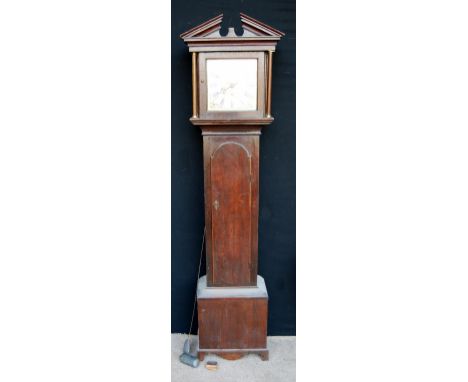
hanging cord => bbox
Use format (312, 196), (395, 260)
(188, 226), (206, 343)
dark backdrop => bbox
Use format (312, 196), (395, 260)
(171, 0), (296, 335)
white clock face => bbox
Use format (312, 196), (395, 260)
(206, 59), (258, 111)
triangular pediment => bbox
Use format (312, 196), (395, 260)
(239, 13), (284, 38)
(180, 13), (284, 41)
(180, 14), (224, 39)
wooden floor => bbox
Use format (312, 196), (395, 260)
(171, 334), (296, 382)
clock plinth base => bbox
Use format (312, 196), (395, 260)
(196, 275), (269, 362)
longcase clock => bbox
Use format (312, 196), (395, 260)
(180, 13), (284, 361)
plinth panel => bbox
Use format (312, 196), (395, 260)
(198, 297), (267, 349)
(197, 275), (268, 361)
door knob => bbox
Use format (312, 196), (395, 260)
(213, 200), (219, 210)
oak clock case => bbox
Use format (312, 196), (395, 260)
(181, 13), (284, 362)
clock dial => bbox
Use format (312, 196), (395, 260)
(206, 59), (257, 111)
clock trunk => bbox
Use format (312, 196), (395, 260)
(203, 131), (260, 287)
